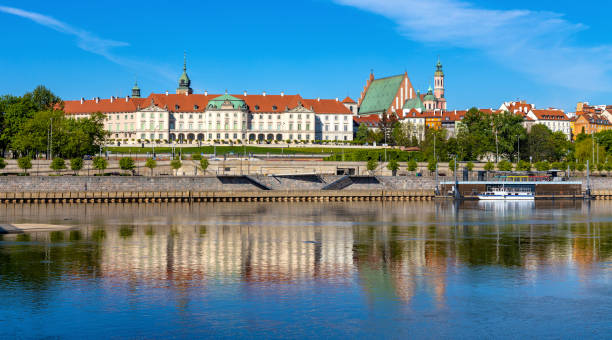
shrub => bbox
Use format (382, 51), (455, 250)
(50, 158), (66, 174)
(484, 161), (494, 171)
(534, 161), (550, 171)
(70, 158), (83, 175)
(18, 156), (32, 174)
(516, 160), (531, 171)
(367, 159), (378, 174)
(0, 158), (6, 170)
(200, 158), (209, 172)
(466, 161), (474, 172)
(170, 159), (182, 175)
(448, 159), (456, 173)
(407, 159), (418, 172)
(119, 157), (135, 174)
(92, 156), (108, 175)
(551, 161), (565, 170)
(427, 158), (437, 172)
(145, 158), (157, 176)
(191, 154), (202, 160)
(576, 163), (586, 172)
(387, 159), (399, 175)
(497, 160), (512, 171)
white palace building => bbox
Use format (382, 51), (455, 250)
(63, 59), (354, 144)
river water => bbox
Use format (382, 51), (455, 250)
(1, 201), (611, 339)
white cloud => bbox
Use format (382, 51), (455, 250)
(334, 0), (612, 92)
(0, 5), (175, 82)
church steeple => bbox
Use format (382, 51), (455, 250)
(131, 80), (141, 98)
(176, 52), (193, 95)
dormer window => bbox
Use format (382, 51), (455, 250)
(194, 105), (199, 110)
(255, 105), (260, 110)
(272, 105), (277, 110)
(175, 104), (180, 110)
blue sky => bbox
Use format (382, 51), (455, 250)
(1, 0), (611, 112)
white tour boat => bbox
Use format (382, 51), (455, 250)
(478, 188), (535, 201)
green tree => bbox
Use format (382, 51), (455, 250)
(455, 108), (494, 161)
(70, 158), (83, 175)
(355, 124), (369, 143)
(551, 161), (565, 170)
(170, 159), (182, 176)
(387, 158), (399, 175)
(200, 158), (209, 172)
(497, 160), (513, 171)
(534, 161), (550, 171)
(50, 157), (65, 175)
(407, 159), (418, 172)
(367, 158), (378, 175)
(466, 161), (474, 172)
(119, 157), (135, 175)
(516, 160), (531, 171)
(484, 161), (495, 172)
(17, 156), (32, 175)
(492, 111), (527, 161)
(448, 158), (456, 173)
(427, 158), (437, 173)
(145, 158), (157, 176)
(92, 156), (107, 175)
(0, 158), (6, 170)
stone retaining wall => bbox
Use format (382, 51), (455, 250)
(0, 175), (438, 193)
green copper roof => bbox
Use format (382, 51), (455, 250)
(132, 81), (140, 90)
(207, 94), (246, 109)
(178, 54), (191, 89)
(403, 96), (425, 111)
(423, 86), (435, 102)
(358, 75), (404, 115)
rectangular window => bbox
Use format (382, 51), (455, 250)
(216, 122), (221, 129)
(344, 125), (348, 131)
(234, 122), (238, 129)
(306, 124), (310, 130)
(141, 134), (145, 139)
(334, 125), (338, 131)
(277, 123), (281, 130)
(189, 123), (193, 130)
(141, 121), (146, 130)
(289, 123), (293, 130)
(297, 124), (301, 131)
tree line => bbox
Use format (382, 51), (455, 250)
(0, 86), (106, 159)
(352, 108), (610, 167)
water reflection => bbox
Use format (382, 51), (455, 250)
(2, 202), (612, 338)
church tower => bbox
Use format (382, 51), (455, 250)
(434, 58), (446, 110)
(176, 53), (193, 95)
(131, 81), (141, 98)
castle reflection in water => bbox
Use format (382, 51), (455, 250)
(2, 201), (611, 305)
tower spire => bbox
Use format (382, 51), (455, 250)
(177, 51), (193, 95)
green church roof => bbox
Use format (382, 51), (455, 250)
(358, 75), (404, 115)
(403, 96), (425, 111)
(423, 86), (436, 102)
(207, 94), (246, 109)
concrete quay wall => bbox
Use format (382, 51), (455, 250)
(0, 175), (437, 193)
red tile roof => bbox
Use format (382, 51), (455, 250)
(341, 96), (356, 104)
(530, 109), (569, 121)
(353, 114), (380, 127)
(63, 93), (351, 115)
(63, 97), (148, 114)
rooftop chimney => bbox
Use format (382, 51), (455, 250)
(317, 97), (320, 102)
(125, 96), (129, 102)
(185, 91), (188, 96)
(263, 91), (267, 96)
(110, 96), (114, 103)
(204, 90), (208, 96)
(281, 91), (284, 97)
(244, 90), (247, 96)
(335, 97), (338, 102)
(80, 97), (84, 104)
(95, 97), (99, 103)
(165, 91), (169, 96)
